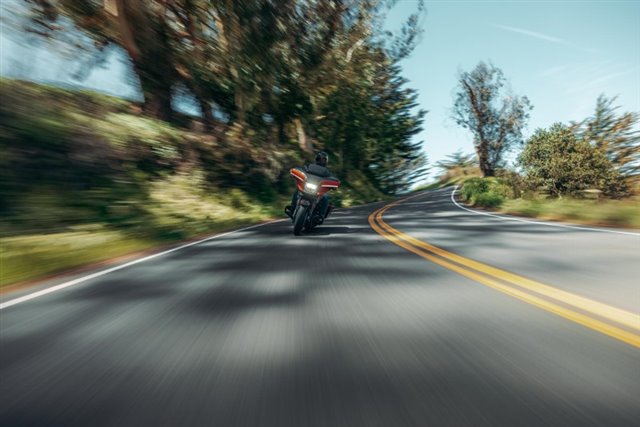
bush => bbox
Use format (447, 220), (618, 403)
(460, 177), (510, 208)
(460, 177), (489, 200)
(519, 123), (624, 197)
(496, 169), (526, 198)
(473, 191), (505, 208)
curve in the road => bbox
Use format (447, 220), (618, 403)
(451, 186), (640, 237)
(369, 193), (640, 348)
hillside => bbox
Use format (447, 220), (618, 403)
(0, 79), (385, 286)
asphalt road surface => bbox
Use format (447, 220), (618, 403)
(1, 188), (638, 426)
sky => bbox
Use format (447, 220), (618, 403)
(387, 0), (640, 174)
(1, 0), (639, 179)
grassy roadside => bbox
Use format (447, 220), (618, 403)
(0, 79), (288, 288)
(0, 216), (272, 289)
(0, 173), (283, 287)
(1, 79), (394, 289)
(498, 198), (640, 229)
(456, 177), (640, 229)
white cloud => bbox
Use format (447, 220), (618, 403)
(494, 24), (565, 44)
(493, 24), (602, 54)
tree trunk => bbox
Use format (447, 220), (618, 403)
(115, 0), (175, 122)
(142, 86), (172, 121)
(476, 141), (494, 177)
(294, 117), (313, 152)
(482, 164), (495, 177)
(198, 97), (214, 131)
(134, 61), (173, 121)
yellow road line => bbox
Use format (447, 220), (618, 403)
(374, 204), (639, 331)
(368, 197), (640, 348)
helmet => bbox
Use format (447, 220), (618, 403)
(315, 151), (329, 167)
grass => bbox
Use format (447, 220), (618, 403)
(499, 198), (640, 229)
(0, 170), (282, 287)
(454, 176), (640, 229)
(0, 217), (269, 288)
(0, 78), (302, 288)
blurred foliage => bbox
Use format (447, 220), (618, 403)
(460, 177), (511, 208)
(0, 77), (408, 285)
(21, 0), (428, 195)
(494, 168), (527, 199)
(571, 94), (640, 185)
(434, 149), (480, 183)
(0, 78), (294, 235)
(500, 198), (640, 229)
(457, 175), (639, 229)
(519, 123), (625, 198)
(452, 61), (532, 177)
(2, 1), (431, 285)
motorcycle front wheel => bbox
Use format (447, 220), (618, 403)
(293, 205), (307, 236)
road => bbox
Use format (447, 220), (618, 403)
(1, 187), (638, 426)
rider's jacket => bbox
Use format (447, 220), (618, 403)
(304, 163), (332, 178)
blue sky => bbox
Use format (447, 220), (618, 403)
(388, 0), (640, 172)
(1, 0), (639, 177)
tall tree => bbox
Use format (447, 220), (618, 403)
(317, 55), (427, 194)
(572, 94), (640, 179)
(23, 0), (429, 194)
(452, 61), (532, 177)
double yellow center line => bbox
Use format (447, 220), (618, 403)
(368, 194), (640, 348)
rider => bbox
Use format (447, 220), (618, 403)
(285, 151), (334, 220)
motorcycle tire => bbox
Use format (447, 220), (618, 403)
(293, 205), (307, 236)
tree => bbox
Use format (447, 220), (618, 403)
(436, 150), (477, 171)
(316, 56), (427, 194)
(26, 0), (183, 120)
(434, 150), (478, 182)
(452, 61), (532, 177)
(519, 123), (622, 197)
(572, 94), (640, 180)
(22, 0), (428, 196)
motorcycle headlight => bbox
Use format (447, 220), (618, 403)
(304, 182), (318, 193)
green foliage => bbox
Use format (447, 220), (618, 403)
(519, 123), (624, 197)
(460, 177), (511, 208)
(495, 169), (527, 199)
(459, 172), (640, 229)
(572, 94), (640, 183)
(452, 61), (532, 177)
(436, 150), (477, 171)
(317, 62), (428, 195)
(472, 191), (504, 208)
(501, 198), (640, 229)
(24, 1), (428, 197)
(0, 79), (289, 232)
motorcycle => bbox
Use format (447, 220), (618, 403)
(287, 167), (340, 235)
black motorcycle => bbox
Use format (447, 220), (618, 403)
(287, 167), (340, 235)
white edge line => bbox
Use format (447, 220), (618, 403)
(0, 219), (286, 310)
(450, 186), (640, 237)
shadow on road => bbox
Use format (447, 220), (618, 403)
(304, 226), (353, 236)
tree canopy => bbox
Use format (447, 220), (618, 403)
(572, 94), (640, 181)
(25, 0), (428, 195)
(519, 123), (622, 197)
(452, 61), (532, 177)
